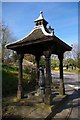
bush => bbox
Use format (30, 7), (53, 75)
(2, 64), (37, 96)
(54, 67), (59, 70)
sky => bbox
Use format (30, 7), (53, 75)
(2, 2), (78, 46)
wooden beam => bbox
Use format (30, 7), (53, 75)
(17, 54), (24, 99)
(35, 55), (41, 86)
(58, 53), (65, 95)
(43, 50), (52, 105)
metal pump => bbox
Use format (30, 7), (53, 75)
(39, 66), (45, 95)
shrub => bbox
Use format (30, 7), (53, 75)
(54, 67), (59, 70)
(2, 64), (37, 96)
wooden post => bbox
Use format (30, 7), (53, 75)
(44, 50), (52, 105)
(35, 55), (40, 86)
(58, 53), (65, 95)
(17, 54), (24, 99)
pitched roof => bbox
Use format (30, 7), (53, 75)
(6, 11), (72, 55)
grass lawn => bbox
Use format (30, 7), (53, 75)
(64, 69), (80, 74)
(2, 64), (36, 97)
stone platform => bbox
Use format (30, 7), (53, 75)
(3, 92), (68, 119)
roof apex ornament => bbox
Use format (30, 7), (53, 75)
(48, 26), (54, 35)
(34, 11), (48, 28)
(40, 11), (43, 14)
(34, 11), (44, 22)
(40, 11), (43, 18)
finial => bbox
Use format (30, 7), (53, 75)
(40, 11), (43, 15)
(34, 11), (48, 27)
(48, 26), (54, 35)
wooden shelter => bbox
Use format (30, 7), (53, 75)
(6, 11), (72, 105)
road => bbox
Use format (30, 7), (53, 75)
(51, 71), (80, 119)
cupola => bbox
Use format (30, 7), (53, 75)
(34, 11), (48, 28)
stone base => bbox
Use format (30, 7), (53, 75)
(17, 90), (24, 99)
(44, 94), (53, 105)
(59, 83), (65, 95)
(35, 85), (39, 91)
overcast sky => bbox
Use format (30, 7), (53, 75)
(2, 2), (78, 46)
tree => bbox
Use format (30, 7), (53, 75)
(39, 56), (45, 66)
(64, 51), (72, 60)
(51, 54), (59, 69)
(77, 51), (80, 69)
(11, 51), (18, 63)
(71, 44), (78, 60)
(24, 54), (35, 64)
(0, 22), (16, 63)
(64, 43), (79, 69)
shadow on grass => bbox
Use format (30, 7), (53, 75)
(2, 70), (18, 97)
(2, 71), (36, 97)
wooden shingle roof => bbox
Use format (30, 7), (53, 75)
(6, 11), (72, 55)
